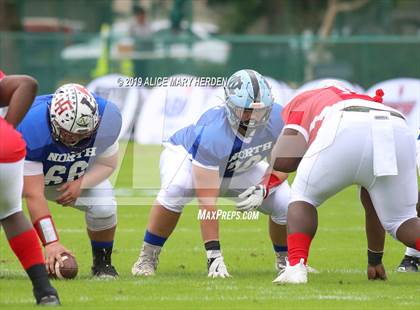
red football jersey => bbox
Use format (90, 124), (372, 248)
(0, 117), (26, 162)
(282, 86), (383, 145)
(0, 70), (27, 162)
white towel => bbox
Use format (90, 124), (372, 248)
(370, 110), (398, 176)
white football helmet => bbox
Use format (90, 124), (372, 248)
(50, 83), (100, 148)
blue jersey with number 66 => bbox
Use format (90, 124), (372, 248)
(17, 94), (122, 186)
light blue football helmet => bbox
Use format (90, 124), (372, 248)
(224, 69), (274, 135)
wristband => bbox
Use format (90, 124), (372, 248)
(34, 215), (59, 246)
(367, 249), (383, 266)
(261, 173), (284, 198)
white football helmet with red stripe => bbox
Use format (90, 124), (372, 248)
(50, 83), (99, 148)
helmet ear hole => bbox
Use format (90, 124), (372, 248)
(50, 119), (61, 142)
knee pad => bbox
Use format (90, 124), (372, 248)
(259, 200), (287, 225)
(269, 202), (287, 225)
(270, 214), (287, 225)
(156, 185), (194, 213)
(85, 203), (117, 231)
(379, 207), (418, 239)
(262, 182), (290, 225)
(385, 225), (399, 240)
(157, 201), (185, 213)
(385, 220), (408, 240)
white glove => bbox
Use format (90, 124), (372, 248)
(208, 256), (231, 278)
(236, 185), (267, 212)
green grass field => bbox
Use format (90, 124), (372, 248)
(1, 143), (419, 309)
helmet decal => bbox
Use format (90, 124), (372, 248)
(76, 113), (93, 127)
(226, 75), (243, 95)
(53, 97), (74, 116)
(81, 96), (97, 114)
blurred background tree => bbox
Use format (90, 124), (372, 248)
(2, 0), (420, 35)
(0, 0), (22, 31)
(206, 0), (419, 35)
(207, 0), (330, 34)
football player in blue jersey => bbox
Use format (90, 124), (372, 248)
(132, 69), (293, 278)
(17, 83), (122, 279)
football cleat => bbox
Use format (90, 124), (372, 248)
(34, 287), (60, 306)
(208, 255), (230, 278)
(275, 253), (319, 274)
(275, 252), (287, 273)
(91, 264), (119, 279)
(273, 258), (308, 284)
(306, 264), (319, 274)
(396, 255), (419, 272)
(131, 243), (161, 276)
(37, 295), (61, 306)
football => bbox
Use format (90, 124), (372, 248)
(53, 254), (78, 280)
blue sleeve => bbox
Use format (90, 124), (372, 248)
(94, 95), (122, 152)
(273, 103), (285, 131)
(268, 103), (285, 137)
(190, 125), (222, 168)
(17, 97), (51, 162)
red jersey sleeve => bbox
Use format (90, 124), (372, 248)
(282, 86), (383, 144)
(281, 89), (321, 141)
(0, 118), (26, 162)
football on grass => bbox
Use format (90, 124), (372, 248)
(53, 254), (78, 279)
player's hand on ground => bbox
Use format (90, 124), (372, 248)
(45, 241), (73, 274)
(56, 178), (83, 206)
(208, 256), (231, 278)
(367, 263), (387, 280)
(236, 185), (267, 212)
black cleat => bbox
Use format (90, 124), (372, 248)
(91, 246), (118, 279)
(37, 295), (61, 306)
(396, 255), (419, 272)
(34, 287), (60, 306)
(91, 264), (119, 279)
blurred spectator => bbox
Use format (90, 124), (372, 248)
(129, 5), (152, 38)
(129, 5), (152, 81)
